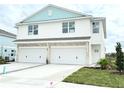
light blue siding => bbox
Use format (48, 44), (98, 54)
(0, 36), (16, 46)
(0, 36), (16, 61)
(0, 47), (16, 60)
(24, 6), (83, 23)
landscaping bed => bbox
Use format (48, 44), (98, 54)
(0, 56), (7, 64)
(63, 67), (124, 88)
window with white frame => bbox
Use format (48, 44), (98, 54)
(28, 25), (38, 35)
(62, 21), (75, 33)
(69, 22), (75, 33)
(92, 21), (99, 33)
(33, 25), (38, 35)
(62, 22), (68, 33)
(28, 25), (32, 35)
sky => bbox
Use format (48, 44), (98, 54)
(0, 4), (123, 53)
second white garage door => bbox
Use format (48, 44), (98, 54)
(18, 48), (47, 64)
(51, 47), (86, 65)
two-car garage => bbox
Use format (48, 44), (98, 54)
(18, 46), (87, 65)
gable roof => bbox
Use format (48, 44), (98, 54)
(19, 4), (90, 23)
(0, 29), (16, 39)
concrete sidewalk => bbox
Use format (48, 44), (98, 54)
(0, 79), (108, 88)
(53, 82), (109, 88)
(0, 62), (43, 74)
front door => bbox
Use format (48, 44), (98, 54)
(92, 45), (101, 64)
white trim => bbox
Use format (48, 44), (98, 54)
(15, 39), (90, 44)
(91, 42), (103, 44)
(16, 16), (91, 26)
(51, 46), (87, 48)
(0, 45), (16, 49)
(19, 47), (47, 48)
(47, 4), (86, 16)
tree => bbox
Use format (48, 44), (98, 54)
(106, 53), (116, 60)
(115, 42), (124, 74)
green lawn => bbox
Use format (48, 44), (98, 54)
(63, 68), (124, 88)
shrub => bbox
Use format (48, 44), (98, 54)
(0, 56), (6, 64)
(109, 62), (117, 70)
(106, 58), (117, 70)
(98, 58), (109, 70)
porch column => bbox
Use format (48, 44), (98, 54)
(100, 43), (105, 58)
(47, 43), (51, 64)
(88, 42), (92, 66)
(16, 44), (19, 62)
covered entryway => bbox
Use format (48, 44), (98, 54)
(18, 47), (47, 64)
(51, 47), (87, 65)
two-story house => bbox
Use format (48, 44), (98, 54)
(15, 4), (106, 66)
(0, 29), (16, 61)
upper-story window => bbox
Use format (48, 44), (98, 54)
(62, 21), (75, 33)
(34, 25), (38, 35)
(69, 22), (75, 33)
(62, 22), (68, 33)
(28, 25), (38, 35)
(93, 21), (99, 33)
(28, 25), (33, 35)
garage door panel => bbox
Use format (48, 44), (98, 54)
(51, 47), (86, 65)
(18, 48), (47, 63)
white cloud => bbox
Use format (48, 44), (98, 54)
(0, 4), (123, 53)
(0, 4), (45, 34)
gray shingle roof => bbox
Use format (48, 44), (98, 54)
(0, 29), (16, 39)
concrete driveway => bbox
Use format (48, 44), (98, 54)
(0, 62), (43, 74)
(0, 64), (82, 87)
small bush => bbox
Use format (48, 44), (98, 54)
(0, 56), (6, 64)
(109, 62), (117, 70)
(106, 58), (117, 70)
(98, 58), (109, 70)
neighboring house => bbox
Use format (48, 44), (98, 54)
(0, 29), (16, 61)
(15, 4), (106, 66)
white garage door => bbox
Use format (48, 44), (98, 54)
(51, 47), (86, 65)
(18, 48), (47, 63)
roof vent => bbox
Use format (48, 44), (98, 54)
(48, 10), (52, 16)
